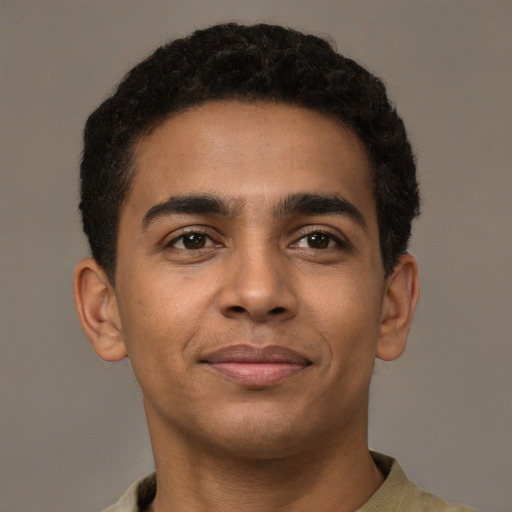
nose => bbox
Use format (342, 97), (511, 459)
(218, 246), (298, 323)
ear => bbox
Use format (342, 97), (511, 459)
(73, 258), (128, 362)
(377, 253), (420, 361)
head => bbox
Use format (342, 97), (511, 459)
(80, 23), (419, 283)
(74, 23), (420, 462)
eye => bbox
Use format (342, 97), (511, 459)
(168, 232), (215, 250)
(294, 232), (342, 249)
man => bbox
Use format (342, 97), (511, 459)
(73, 23), (474, 512)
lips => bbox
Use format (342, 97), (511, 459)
(202, 344), (311, 387)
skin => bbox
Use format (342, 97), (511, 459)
(74, 101), (419, 512)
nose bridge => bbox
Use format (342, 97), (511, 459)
(219, 236), (297, 321)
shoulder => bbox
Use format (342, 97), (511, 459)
(359, 452), (476, 512)
(101, 472), (156, 512)
(400, 474), (476, 512)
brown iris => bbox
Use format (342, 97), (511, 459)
(182, 233), (207, 249)
(307, 233), (330, 249)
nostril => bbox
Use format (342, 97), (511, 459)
(269, 307), (286, 315)
(230, 306), (246, 313)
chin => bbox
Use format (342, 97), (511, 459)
(198, 404), (327, 460)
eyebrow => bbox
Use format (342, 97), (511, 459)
(141, 192), (366, 230)
(276, 193), (367, 229)
(142, 195), (231, 229)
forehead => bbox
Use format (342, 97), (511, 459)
(127, 100), (376, 221)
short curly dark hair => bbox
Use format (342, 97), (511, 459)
(80, 23), (419, 282)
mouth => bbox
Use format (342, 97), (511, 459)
(201, 344), (312, 387)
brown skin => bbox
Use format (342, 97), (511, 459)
(74, 101), (419, 512)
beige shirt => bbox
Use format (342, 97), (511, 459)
(103, 453), (475, 512)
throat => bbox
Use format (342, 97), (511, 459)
(148, 447), (384, 512)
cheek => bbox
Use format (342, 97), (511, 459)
(115, 271), (228, 424)
(309, 273), (383, 367)
(115, 267), (221, 368)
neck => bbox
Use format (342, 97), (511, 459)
(145, 408), (384, 512)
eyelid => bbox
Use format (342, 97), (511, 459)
(159, 225), (350, 251)
(290, 226), (350, 248)
(163, 227), (222, 249)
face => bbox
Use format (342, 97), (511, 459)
(114, 101), (388, 457)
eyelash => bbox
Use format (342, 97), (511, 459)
(165, 229), (218, 250)
(292, 229), (349, 250)
(164, 228), (348, 252)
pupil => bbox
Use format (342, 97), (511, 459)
(308, 233), (329, 249)
(184, 233), (205, 249)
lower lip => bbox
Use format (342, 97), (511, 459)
(206, 362), (306, 386)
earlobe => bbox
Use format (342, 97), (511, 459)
(73, 258), (128, 362)
(376, 254), (420, 362)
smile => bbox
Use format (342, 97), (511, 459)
(202, 344), (312, 387)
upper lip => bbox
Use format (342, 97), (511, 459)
(202, 344), (311, 365)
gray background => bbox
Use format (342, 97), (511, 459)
(1, 1), (511, 511)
